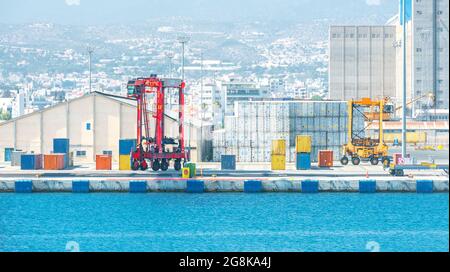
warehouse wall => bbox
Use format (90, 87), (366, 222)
(0, 92), (203, 164)
(69, 94), (94, 163)
(42, 103), (67, 154)
(0, 122), (14, 159)
(16, 113), (40, 153)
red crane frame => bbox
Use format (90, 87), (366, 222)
(126, 75), (189, 171)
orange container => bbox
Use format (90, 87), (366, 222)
(44, 154), (65, 170)
(96, 155), (112, 170)
(318, 150), (333, 167)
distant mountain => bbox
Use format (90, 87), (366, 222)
(0, 0), (397, 25)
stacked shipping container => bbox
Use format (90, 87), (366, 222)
(271, 140), (286, 170)
(213, 101), (364, 163)
(119, 139), (136, 170)
(295, 135), (311, 170)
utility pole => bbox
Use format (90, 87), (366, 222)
(87, 46), (94, 93)
(165, 51), (174, 78)
(401, 0), (407, 158)
(200, 51), (204, 162)
(177, 35), (191, 159)
(177, 36), (190, 81)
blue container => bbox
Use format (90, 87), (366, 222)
(129, 181), (147, 193)
(416, 180), (433, 193)
(186, 180), (204, 193)
(15, 180), (33, 193)
(53, 138), (70, 154)
(4, 148), (14, 162)
(302, 180), (319, 193)
(359, 180), (376, 193)
(244, 180), (263, 193)
(119, 139), (137, 155)
(296, 153), (311, 170)
(72, 181), (90, 193)
(221, 155), (236, 170)
(21, 154), (43, 170)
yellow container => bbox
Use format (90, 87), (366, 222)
(295, 135), (312, 153)
(182, 167), (190, 178)
(119, 155), (131, 170)
(383, 132), (427, 144)
(271, 140), (286, 155)
(271, 155), (286, 170)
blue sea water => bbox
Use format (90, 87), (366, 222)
(0, 193), (448, 252)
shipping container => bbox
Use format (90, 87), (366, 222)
(212, 100), (362, 163)
(119, 154), (131, 170)
(318, 150), (334, 167)
(44, 154), (66, 170)
(11, 150), (25, 166)
(119, 139), (137, 155)
(295, 135), (312, 153)
(271, 139), (286, 155)
(53, 138), (70, 154)
(21, 154), (43, 170)
(221, 155), (236, 170)
(271, 155), (286, 170)
(96, 155), (112, 170)
(383, 132), (427, 144)
(68, 151), (74, 167)
(296, 152), (311, 170)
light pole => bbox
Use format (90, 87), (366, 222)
(165, 51), (174, 78)
(87, 46), (95, 93)
(177, 35), (190, 81)
(401, 1), (407, 158)
(177, 35), (191, 159)
(200, 51), (204, 161)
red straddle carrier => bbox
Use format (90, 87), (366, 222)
(126, 74), (189, 171)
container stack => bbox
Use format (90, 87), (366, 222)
(212, 101), (364, 163)
(53, 138), (70, 168)
(119, 139), (136, 170)
(318, 150), (333, 167)
(21, 154), (43, 170)
(96, 155), (112, 170)
(271, 139), (286, 170)
(295, 135), (311, 170)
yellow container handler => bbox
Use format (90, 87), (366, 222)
(341, 98), (390, 166)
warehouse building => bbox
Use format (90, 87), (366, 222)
(0, 91), (205, 164)
(395, 0), (449, 116)
(328, 25), (397, 102)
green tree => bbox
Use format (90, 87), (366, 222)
(0, 110), (11, 120)
(311, 95), (323, 101)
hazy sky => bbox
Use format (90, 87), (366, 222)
(0, 0), (397, 25)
